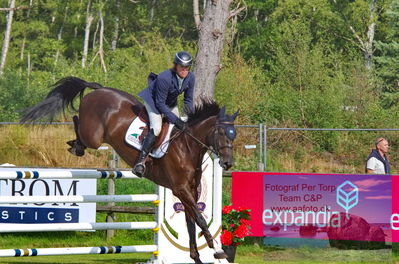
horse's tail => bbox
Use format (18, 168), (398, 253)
(21, 77), (104, 123)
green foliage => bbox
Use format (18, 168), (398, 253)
(0, 0), (396, 161)
(374, 0), (399, 107)
(0, 72), (33, 121)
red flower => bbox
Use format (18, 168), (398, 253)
(230, 223), (235, 228)
(222, 205), (233, 215)
(235, 242), (241, 246)
(238, 206), (249, 212)
(233, 224), (250, 239)
(220, 230), (233, 246)
(239, 218), (251, 226)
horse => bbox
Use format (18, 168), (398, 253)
(21, 77), (238, 264)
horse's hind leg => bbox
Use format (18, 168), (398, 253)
(67, 115), (86, 157)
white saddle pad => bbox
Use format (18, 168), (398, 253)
(125, 116), (174, 158)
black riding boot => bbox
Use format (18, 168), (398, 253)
(133, 129), (156, 177)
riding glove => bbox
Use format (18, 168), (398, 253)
(174, 119), (187, 131)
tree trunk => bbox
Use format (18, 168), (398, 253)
(82, 0), (93, 68)
(98, 10), (106, 72)
(0, 0), (16, 76)
(74, 0), (84, 38)
(90, 10), (106, 73)
(193, 0), (233, 104)
(111, 0), (120, 50)
(20, 0), (33, 61)
(55, 3), (69, 65)
(364, 0), (377, 70)
(193, 0), (201, 29)
(335, 0), (378, 71)
(92, 18), (100, 50)
(150, 0), (156, 22)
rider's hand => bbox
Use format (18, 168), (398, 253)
(174, 119), (187, 131)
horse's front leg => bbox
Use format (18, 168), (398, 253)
(190, 206), (227, 259)
(176, 188), (227, 260)
(185, 214), (203, 264)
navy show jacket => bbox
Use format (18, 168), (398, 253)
(138, 69), (195, 124)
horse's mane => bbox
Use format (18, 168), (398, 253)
(187, 100), (220, 126)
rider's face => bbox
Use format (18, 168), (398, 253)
(176, 64), (190, 78)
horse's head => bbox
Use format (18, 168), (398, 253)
(213, 106), (239, 170)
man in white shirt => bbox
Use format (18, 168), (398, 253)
(366, 137), (390, 174)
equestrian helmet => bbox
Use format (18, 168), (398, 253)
(173, 51), (193, 67)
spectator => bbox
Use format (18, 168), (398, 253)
(366, 137), (390, 174)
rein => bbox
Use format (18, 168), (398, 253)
(163, 120), (234, 169)
(185, 131), (218, 155)
(168, 121), (235, 157)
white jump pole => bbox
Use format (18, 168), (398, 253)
(0, 221), (158, 233)
(0, 194), (159, 204)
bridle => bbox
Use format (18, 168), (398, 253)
(180, 120), (234, 158)
(212, 121), (234, 155)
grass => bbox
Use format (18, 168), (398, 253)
(264, 245), (395, 264)
(0, 253), (152, 263)
(235, 243), (265, 264)
(0, 245), (265, 264)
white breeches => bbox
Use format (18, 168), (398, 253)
(144, 102), (179, 136)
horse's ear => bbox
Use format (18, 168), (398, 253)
(218, 106), (226, 117)
(231, 109), (239, 120)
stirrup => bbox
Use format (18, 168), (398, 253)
(133, 162), (146, 177)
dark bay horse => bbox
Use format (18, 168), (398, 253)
(21, 77), (238, 264)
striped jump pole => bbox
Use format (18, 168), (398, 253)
(0, 194), (159, 204)
(0, 168), (138, 179)
(0, 245), (158, 257)
(0, 167), (164, 263)
(0, 153), (222, 264)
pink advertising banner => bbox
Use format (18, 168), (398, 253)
(232, 172), (399, 242)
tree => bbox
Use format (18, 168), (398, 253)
(82, 0), (93, 68)
(192, 0), (244, 104)
(90, 6), (106, 72)
(374, 0), (399, 107)
(332, 0), (391, 70)
(110, 0), (120, 51)
(0, 0), (16, 76)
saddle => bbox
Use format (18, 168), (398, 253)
(125, 106), (174, 158)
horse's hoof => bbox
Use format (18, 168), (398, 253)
(194, 258), (203, 264)
(68, 147), (76, 155)
(132, 164), (145, 177)
(68, 147), (84, 157)
(75, 148), (85, 156)
(66, 140), (76, 147)
(214, 251), (228, 259)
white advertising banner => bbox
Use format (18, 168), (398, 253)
(0, 178), (96, 224)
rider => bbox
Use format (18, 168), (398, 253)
(133, 51), (195, 177)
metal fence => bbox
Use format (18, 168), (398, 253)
(261, 125), (399, 172)
(2, 122), (399, 173)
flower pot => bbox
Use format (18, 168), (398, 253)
(222, 245), (237, 263)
